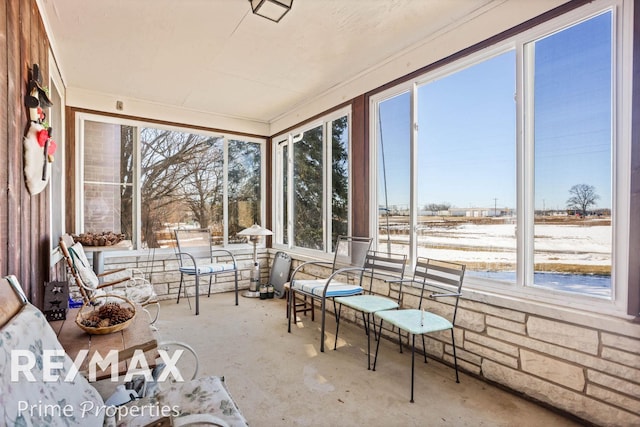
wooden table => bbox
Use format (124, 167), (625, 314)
(49, 306), (158, 380)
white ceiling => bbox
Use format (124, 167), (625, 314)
(37, 0), (568, 133)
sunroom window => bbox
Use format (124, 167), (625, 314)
(78, 114), (265, 249)
(274, 108), (351, 254)
(371, 1), (630, 314)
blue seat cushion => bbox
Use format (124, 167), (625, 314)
(375, 309), (453, 335)
(292, 279), (363, 298)
(179, 263), (236, 275)
(334, 295), (399, 313)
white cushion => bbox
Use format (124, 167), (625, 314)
(179, 263), (236, 275)
(69, 242), (99, 290)
(292, 279), (363, 297)
(0, 304), (104, 426)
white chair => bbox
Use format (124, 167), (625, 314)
(373, 258), (466, 402)
(59, 234), (160, 325)
(0, 274), (248, 427)
(287, 236), (372, 352)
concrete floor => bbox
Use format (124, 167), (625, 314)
(154, 292), (584, 427)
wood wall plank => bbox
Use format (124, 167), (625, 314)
(1, 0), (51, 307)
(0, 0), (8, 275)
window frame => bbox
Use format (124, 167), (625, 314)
(272, 106), (352, 257)
(48, 51), (66, 265)
(369, 0), (633, 317)
(74, 112), (267, 249)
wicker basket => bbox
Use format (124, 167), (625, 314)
(75, 294), (136, 335)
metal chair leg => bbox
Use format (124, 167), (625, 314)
(234, 270), (239, 306)
(422, 334), (427, 363)
(207, 276), (213, 297)
(451, 328), (460, 383)
(177, 274), (184, 303)
(373, 318), (384, 371)
(334, 304), (342, 350)
(410, 334), (415, 403)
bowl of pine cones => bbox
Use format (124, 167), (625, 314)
(76, 295), (136, 335)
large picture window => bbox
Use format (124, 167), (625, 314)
(78, 114), (265, 249)
(371, 1), (630, 315)
(274, 108), (351, 254)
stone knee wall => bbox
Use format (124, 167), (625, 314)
(287, 256), (640, 427)
(81, 248), (267, 302)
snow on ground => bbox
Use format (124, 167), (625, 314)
(379, 223), (611, 266)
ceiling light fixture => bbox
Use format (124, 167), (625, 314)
(249, 0), (293, 23)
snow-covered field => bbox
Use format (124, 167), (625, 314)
(379, 222), (611, 266)
(378, 221), (612, 296)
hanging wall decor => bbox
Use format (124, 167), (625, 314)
(23, 63), (56, 196)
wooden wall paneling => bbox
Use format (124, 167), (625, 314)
(65, 107), (76, 233)
(351, 94), (369, 238)
(0, 0), (8, 276)
(19, 0), (33, 300)
(1, 0), (51, 306)
(6, 0), (22, 283)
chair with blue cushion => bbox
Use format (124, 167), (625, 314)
(287, 236), (372, 352)
(333, 250), (407, 369)
(373, 257), (466, 402)
(175, 228), (239, 315)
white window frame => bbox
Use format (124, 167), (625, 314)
(48, 51), (66, 265)
(75, 113), (267, 249)
(369, 0), (632, 317)
(272, 106), (352, 257)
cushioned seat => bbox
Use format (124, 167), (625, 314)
(292, 279), (363, 297)
(373, 258), (466, 403)
(0, 275), (248, 427)
(287, 236), (372, 352)
(333, 251), (407, 369)
(174, 228), (239, 314)
(59, 234), (160, 325)
(179, 262), (237, 275)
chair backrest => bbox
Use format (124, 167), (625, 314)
(332, 236), (373, 271)
(59, 234), (97, 303)
(363, 250), (407, 295)
(175, 228), (213, 262)
(0, 275), (105, 426)
(412, 258), (466, 322)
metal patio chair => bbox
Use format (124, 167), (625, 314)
(287, 235), (372, 352)
(174, 228), (239, 315)
(373, 257), (466, 402)
(333, 250), (407, 369)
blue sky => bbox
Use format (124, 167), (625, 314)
(378, 11), (612, 212)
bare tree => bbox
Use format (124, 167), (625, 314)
(425, 203), (451, 213)
(138, 129), (212, 247)
(567, 184), (600, 216)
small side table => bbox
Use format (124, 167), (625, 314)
(83, 240), (132, 275)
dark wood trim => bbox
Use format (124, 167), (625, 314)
(351, 95), (368, 238)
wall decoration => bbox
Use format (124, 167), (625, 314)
(23, 63), (55, 196)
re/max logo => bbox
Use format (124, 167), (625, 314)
(11, 349), (184, 382)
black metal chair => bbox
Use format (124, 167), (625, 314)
(373, 257), (466, 402)
(287, 236), (373, 352)
(333, 250), (407, 369)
